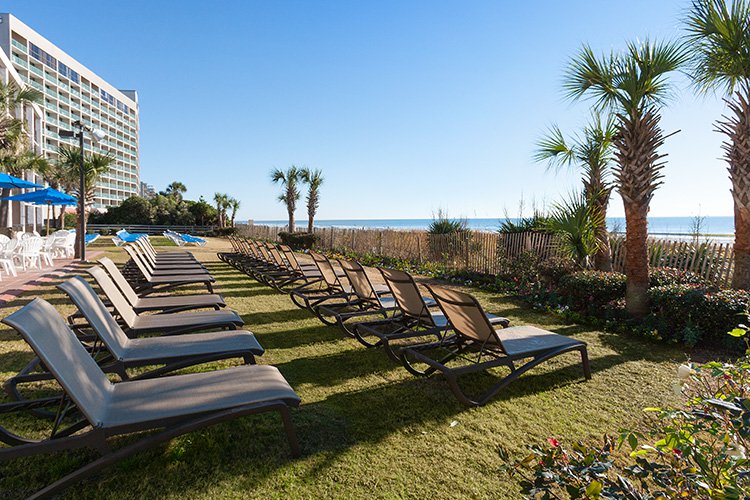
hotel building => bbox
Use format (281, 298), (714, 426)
(0, 13), (140, 211)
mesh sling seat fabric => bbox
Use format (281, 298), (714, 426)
(0, 299), (300, 499)
(122, 245), (215, 294)
(97, 257), (225, 313)
(59, 276), (243, 337)
(354, 267), (509, 363)
(314, 260), (401, 336)
(399, 285), (591, 407)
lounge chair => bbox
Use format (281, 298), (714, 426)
(115, 228), (148, 243)
(126, 243), (209, 275)
(97, 257), (225, 313)
(289, 251), (355, 313)
(0, 298), (300, 498)
(4, 277), (261, 405)
(354, 267), (509, 363)
(177, 232), (207, 247)
(399, 285), (591, 406)
(122, 245), (215, 294)
(314, 260), (400, 336)
(139, 236), (196, 260)
(134, 237), (200, 265)
(59, 276), (243, 336)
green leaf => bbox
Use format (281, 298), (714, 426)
(627, 433), (638, 450)
(728, 328), (747, 338)
(585, 480), (603, 497)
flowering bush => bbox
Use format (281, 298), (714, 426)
(557, 271), (627, 315)
(502, 330), (750, 498)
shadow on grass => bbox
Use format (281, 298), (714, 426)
(239, 308), (314, 326)
(256, 324), (345, 350)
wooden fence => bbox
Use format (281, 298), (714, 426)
(610, 237), (734, 287)
(237, 224), (736, 286)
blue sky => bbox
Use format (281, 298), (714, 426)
(5, 0), (731, 220)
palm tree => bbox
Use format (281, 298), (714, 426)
(684, 0), (750, 289)
(300, 168), (324, 233)
(270, 166), (301, 233)
(229, 197), (241, 227)
(0, 79), (44, 227)
(213, 192), (228, 227)
(564, 40), (688, 316)
(544, 191), (604, 269)
(221, 196), (232, 228)
(165, 181), (187, 201)
(58, 145), (113, 257)
(535, 114), (617, 271)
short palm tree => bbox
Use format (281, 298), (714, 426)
(300, 168), (324, 233)
(229, 197), (241, 227)
(684, 0), (750, 289)
(565, 40), (688, 316)
(535, 113), (617, 271)
(270, 166), (301, 233)
(165, 181), (187, 201)
(58, 144), (113, 257)
(544, 191), (604, 269)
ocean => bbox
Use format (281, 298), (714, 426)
(252, 216), (735, 238)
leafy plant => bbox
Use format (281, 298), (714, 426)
(270, 166), (302, 233)
(503, 331), (750, 498)
(543, 191), (604, 268)
(300, 168), (324, 233)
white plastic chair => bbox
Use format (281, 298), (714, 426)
(15, 237), (44, 270)
(39, 236), (55, 267)
(0, 239), (18, 278)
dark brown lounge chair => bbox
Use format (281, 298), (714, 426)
(354, 267), (508, 363)
(0, 298), (300, 498)
(399, 285), (591, 406)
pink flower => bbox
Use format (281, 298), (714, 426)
(548, 438), (560, 447)
(672, 448), (682, 456)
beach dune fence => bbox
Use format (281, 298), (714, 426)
(237, 224), (736, 287)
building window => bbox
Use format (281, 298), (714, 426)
(30, 43), (41, 61)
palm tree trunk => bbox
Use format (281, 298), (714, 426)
(593, 196), (613, 271)
(288, 210), (295, 233)
(623, 203), (649, 316)
(718, 87), (750, 289)
(0, 188), (10, 228)
(733, 206), (750, 289)
(307, 214), (314, 233)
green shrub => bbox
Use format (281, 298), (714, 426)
(212, 227), (237, 236)
(557, 271), (626, 315)
(537, 256), (576, 287)
(649, 267), (706, 287)
(279, 231), (319, 249)
(647, 284), (749, 349)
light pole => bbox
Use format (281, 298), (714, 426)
(59, 120), (105, 262)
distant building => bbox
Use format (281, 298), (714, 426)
(0, 38), (44, 230)
(140, 181), (155, 199)
(0, 13), (140, 210)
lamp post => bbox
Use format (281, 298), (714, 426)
(59, 120), (105, 262)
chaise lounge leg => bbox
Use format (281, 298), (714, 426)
(581, 346), (592, 380)
(280, 406), (300, 458)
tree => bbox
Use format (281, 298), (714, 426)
(0, 79), (44, 227)
(564, 40), (688, 316)
(684, 0), (750, 289)
(300, 168), (324, 233)
(543, 191), (604, 269)
(270, 166), (301, 232)
(213, 192), (228, 227)
(188, 197), (218, 225)
(228, 197), (240, 227)
(164, 181), (187, 201)
(535, 114), (616, 271)
(57, 144), (113, 257)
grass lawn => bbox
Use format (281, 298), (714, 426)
(0, 238), (687, 498)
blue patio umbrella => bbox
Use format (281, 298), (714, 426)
(0, 172), (43, 189)
(2, 187), (77, 234)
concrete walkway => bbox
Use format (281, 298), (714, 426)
(0, 250), (102, 305)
